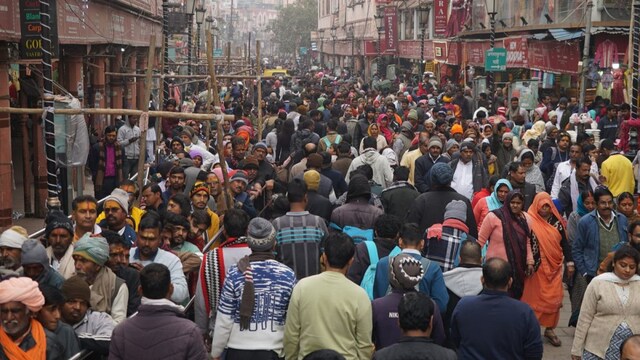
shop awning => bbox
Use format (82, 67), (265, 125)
(591, 26), (629, 35)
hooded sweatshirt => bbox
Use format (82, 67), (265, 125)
(442, 265), (483, 347)
(346, 149), (394, 188)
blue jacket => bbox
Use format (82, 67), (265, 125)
(451, 289), (543, 360)
(573, 210), (628, 277)
(372, 249), (449, 312)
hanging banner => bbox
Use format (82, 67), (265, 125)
(433, 0), (449, 37)
(19, 0), (59, 59)
(503, 37), (528, 68)
(528, 40), (580, 74)
(384, 7), (398, 53)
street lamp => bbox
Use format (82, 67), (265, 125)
(330, 26), (337, 70)
(347, 25), (354, 70)
(162, 0), (182, 102)
(195, 5), (206, 69)
(374, 6), (385, 77)
(185, 0), (197, 77)
(418, 2), (430, 68)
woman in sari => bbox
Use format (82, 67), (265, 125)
(473, 178), (513, 232)
(377, 114), (395, 145)
(522, 192), (571, 347)
(359, 122), (388, 153)
(478, 191), (538, 299)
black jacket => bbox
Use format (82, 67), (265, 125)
(306, 191), (333, 222)
(372, 337), (456, 360)
(380, 182), (419, 220)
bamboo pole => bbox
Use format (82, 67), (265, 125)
(0, 107), (234, 121)
(136, 35), (155, 195)
(257, 40), (263, 140)
(104, 72), (274, 80)
(207, 30), (233, 210)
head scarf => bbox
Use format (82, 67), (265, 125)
(576, 192), (592, 217)
(526, 192), (564, 287)
(0, 277), (44, 312)
(492, 191), (531, 299)
(486, 179), (513, 211)
(376, 114), (394, 144)
(73, 233), (109, 266)
(522, 120), (546, 145)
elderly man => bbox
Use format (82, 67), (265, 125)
(73, 234), (129, 324)
(0, 277), (63, 359)
(45, 212), (76, 279)
(60, 276), (115, 356)
(97, 188), (136, 246)
(0, 227), (28, 277)
(21, 240), (65, 290)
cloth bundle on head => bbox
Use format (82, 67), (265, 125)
(430, 162), (453, 186)
(0, 228), (27, 249)
(21, 239), (49, 268)
(246, 217), (276, 252)
(190, 181), (210, 197)
(0, 277), (44, 312)
(188, 148), (203, 160)
(44, 211), (74, 240)
(303, 170), (321, 191)
(389, 254), (425, 290)
(104, 188), (129, 214)
(428, 137), (443, 149)
(444, 200), (467, 222)
(548, 110), (557, 120)
(73, 233), (109, 266)
(230, 170), (249, 185)
(61, 275), (91, 304)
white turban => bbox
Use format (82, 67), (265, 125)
(0, 229), (27, 249)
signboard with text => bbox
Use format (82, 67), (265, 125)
(19, 0), (59, 59)
(433, 0), (449, 37)
(485, 48), (507, 71)
(384, 7), (397, 53)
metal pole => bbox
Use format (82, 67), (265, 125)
(40, 0), (60, 209)
(631, 0), (640, 118)
(333, 37), (336, 69)
(188, 14), (193, 78)
(420, 28), (425, 68)
(320, 37), (323, 67)
(162, 0), (169, 103)
(377, 32), (381, 77)
(196, 23), (202, 70)
(579, 0), (594, 112)
(487, 0), (496, 115)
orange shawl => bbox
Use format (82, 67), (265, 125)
(522, 192), (565, 320)
(0, 319), (47, 360)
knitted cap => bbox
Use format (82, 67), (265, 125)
(253, 142), (268, 152)
(303, 170), (321, 191)
(502, 132), (514, 141)
(103, 188), (129, 214)
(44, 211), (74, 240)
(446, 139), (459, 152)
(428, 137), (443, 149)
(61, 275), (91, 305)
(444, 200), (467, 222)
(430, 163), (453, 186)
(0, 229), (27, 249)
(190, 181), (210, 197)
(21, 239), (49, 268)
(230, 170), (249, 185)
(459, 141), (475, 152)
(246, 218), (276, 251)
(389, 254), (425, 290)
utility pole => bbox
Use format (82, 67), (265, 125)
(162, 0), (170, 103)
(228, 0), (234, 42)
(631, 0), (640, 117)
(579, 0), (594, 113)
(487, 0), (497, 115)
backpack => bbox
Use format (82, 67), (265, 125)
(385, 255), (432, 296)
(361, 241), (401, 300)
(322, 134), (342, 150)
(329, 223), (374, 244)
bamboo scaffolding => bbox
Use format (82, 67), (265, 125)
(0, 107), (234, 122)
(136, 35), (155, 194)
(105, 72), (273, 80)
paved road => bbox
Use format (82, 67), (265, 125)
(544, 290), (574, 359)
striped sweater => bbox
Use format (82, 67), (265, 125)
(211, 260), (296, 357)
(272, 211), (328, 279)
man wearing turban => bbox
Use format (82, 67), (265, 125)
(72, 234), (129, 324)
(0, 227), (28, 277)
(0, 277), (62, 359)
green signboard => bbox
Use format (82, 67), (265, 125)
(213, 48), (223, 57)
(485, 48), (507, 71)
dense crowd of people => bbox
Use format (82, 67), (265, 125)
(2, 71), (640, 359)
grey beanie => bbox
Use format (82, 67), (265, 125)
(247, 218), (276, 252)
(444, 200), (467, 222)
(446, 139), (459, 152)
(389, 253), (425, 290)
(430, 163), (453, 186)
(21, 239), (49, 268)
